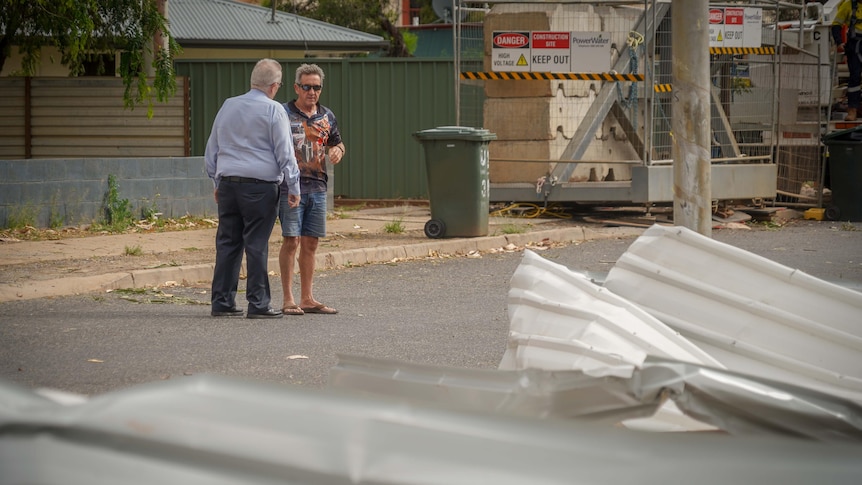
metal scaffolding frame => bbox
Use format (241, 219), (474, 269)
(453, 0), (818, 206)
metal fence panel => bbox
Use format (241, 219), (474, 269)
(453, 1), (789, 205)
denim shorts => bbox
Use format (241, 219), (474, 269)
(279, 191), (327, 238)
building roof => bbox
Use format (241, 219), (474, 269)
(168, 0), (389, 52)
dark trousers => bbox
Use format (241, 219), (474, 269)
(212, 180), (279, 313)
(848, 37), (862, 109)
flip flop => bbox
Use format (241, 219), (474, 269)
(282, 305), (305, 316)
(301, 304), (338, 314)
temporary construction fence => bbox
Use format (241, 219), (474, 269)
(758, 2), (835, 209)
(767, 42), (829, 208)
(454, 0), (832, 207)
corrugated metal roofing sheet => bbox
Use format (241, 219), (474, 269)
(498, 230), (862, 433)
(168, 0), (388, 50)
(331, 355), (862, 441)
(604, 224), (862, 405)
(3, 373), (862, 483)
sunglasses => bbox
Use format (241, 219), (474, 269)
(297, 84), (323, 92)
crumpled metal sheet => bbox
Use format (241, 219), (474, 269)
(644, 358), (862, 441)
(603, 224), (862, 404)
(502, 250), (723, 375)
(499, 227), (862, 437)
(331, 354), (667, 424)
(502, 249), (720, 431)
(331, 354), (862, 441)
(3, 374), (862, 485)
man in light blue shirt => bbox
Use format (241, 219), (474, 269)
(205, 58), (300, 319)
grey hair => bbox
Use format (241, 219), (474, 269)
(250, 59), (282, 89)
(294, 63), (325, 85)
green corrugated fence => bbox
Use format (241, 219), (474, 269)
(175, 59), (456, 200)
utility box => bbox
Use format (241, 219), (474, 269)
(413, 127), (497, 238)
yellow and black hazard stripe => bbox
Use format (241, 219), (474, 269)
(710, 46), (775, 55)
(460, 72), (644, 82)
(653, 84), (673, 93)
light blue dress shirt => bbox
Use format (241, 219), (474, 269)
(205, 89), (300, 196)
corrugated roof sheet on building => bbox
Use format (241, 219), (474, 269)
(169, 0), (388, 50)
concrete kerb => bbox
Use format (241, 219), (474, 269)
(311, 226), (644, 268)
(0, 273), (137, 302)
(0, 225), (644, 303)
(205, 225), (642, 281)
(131, 263), (216, 289)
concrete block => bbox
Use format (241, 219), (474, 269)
(490, 140), (634, 183)
(122, 160), (143, 180)
(489, 140), (557, 184)
(484, 89), (596, 140)
(0, 183), (22, 206)
(65, 159), (85, 181)
(489, 123), (637, 184)
(151, 158), (172, 179)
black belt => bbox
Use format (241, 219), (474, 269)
(222, 176), (274, 184)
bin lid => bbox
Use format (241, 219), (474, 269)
(413, 126), (497, 141)
(824, 124), (862, 143)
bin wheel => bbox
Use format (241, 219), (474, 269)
(825, 205), (841, 221)
(424, 219), (445, 239)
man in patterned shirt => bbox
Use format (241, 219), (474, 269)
(278, 64), (346, 316)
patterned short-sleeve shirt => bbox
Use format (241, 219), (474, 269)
(282, 100), (342, 194)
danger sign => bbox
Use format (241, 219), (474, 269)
(491, 31), (530, 72)
(493, 32), (529, 48)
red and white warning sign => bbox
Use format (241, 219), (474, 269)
(530, 32), (571, 72)
(491, 31), (530, 72)
(488, 30), (610, 73)
(709, 7), (761, 48)
(723, 7), (744, 47)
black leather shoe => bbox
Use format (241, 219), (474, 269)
(247, 308), (283, 319)
(212, 307), (244, 317)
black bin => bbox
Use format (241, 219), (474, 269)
(823, 126), (862, 221)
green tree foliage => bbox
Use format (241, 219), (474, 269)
(277, 0), (413, 56)
(0, 0), (181, 117)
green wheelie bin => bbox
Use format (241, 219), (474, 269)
(413, 126), (497, 238)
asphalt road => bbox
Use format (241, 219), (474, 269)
(1, 222), (860, 396)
